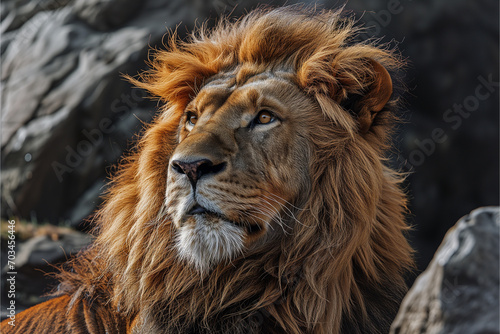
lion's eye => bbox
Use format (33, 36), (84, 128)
(255, 110), (275, 125)
(186, 112), (198, 126)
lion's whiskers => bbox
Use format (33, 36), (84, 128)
(245, 214), (267, 231)
(251, 203), (291, 235)
(260, 189), (306, 211)
(259, 194), (307, 228)
(234, 203), (275, 231)
(258, 197), (295, 230)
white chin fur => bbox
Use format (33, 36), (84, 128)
(175, 215), (244, 275)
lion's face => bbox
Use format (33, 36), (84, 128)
(166, 70), (315, 273)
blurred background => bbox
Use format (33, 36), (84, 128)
(1, 0), (498, 317)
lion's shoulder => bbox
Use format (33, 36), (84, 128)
(1, 294), (131, 334)
(1, 296), (70, 333)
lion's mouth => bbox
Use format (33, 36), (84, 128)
(187, 203), (226, 220)
(187, 204), (212, 215)
(187, 204), (262, 234)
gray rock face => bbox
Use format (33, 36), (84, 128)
(1, 0), (167, 226)
(390, 207), (500, 334)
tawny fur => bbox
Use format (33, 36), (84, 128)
(1, 6), (414, 334)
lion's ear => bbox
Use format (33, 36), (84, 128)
(341, 60), (393, 133)
(366, 60), (393, 112)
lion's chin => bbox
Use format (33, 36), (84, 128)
(175, 215), (245, 275)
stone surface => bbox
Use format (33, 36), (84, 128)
(390, 207), (500, 334)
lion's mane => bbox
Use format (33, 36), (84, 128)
(57, 7), (414, 334)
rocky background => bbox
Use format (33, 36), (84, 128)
(1, 0), (499, 320)
(391, 207), (499, 334)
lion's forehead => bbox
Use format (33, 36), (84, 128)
(189, 70), (298, 124)
(203, 67), (295, 88)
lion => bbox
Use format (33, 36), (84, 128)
(1, 6), (414, 334)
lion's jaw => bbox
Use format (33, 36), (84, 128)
(165, 70), (313, 274)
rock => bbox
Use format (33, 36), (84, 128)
(0, 0), (191, 227)
(7, 231), (92, 269)
(73, 0), (145, 31)
(390, 207), (500, 334)
(1, 0), (160, 227)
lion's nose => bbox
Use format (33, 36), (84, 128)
(171, 159), (226, 186)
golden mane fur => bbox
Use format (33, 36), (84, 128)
(2, 6), (414, 334)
